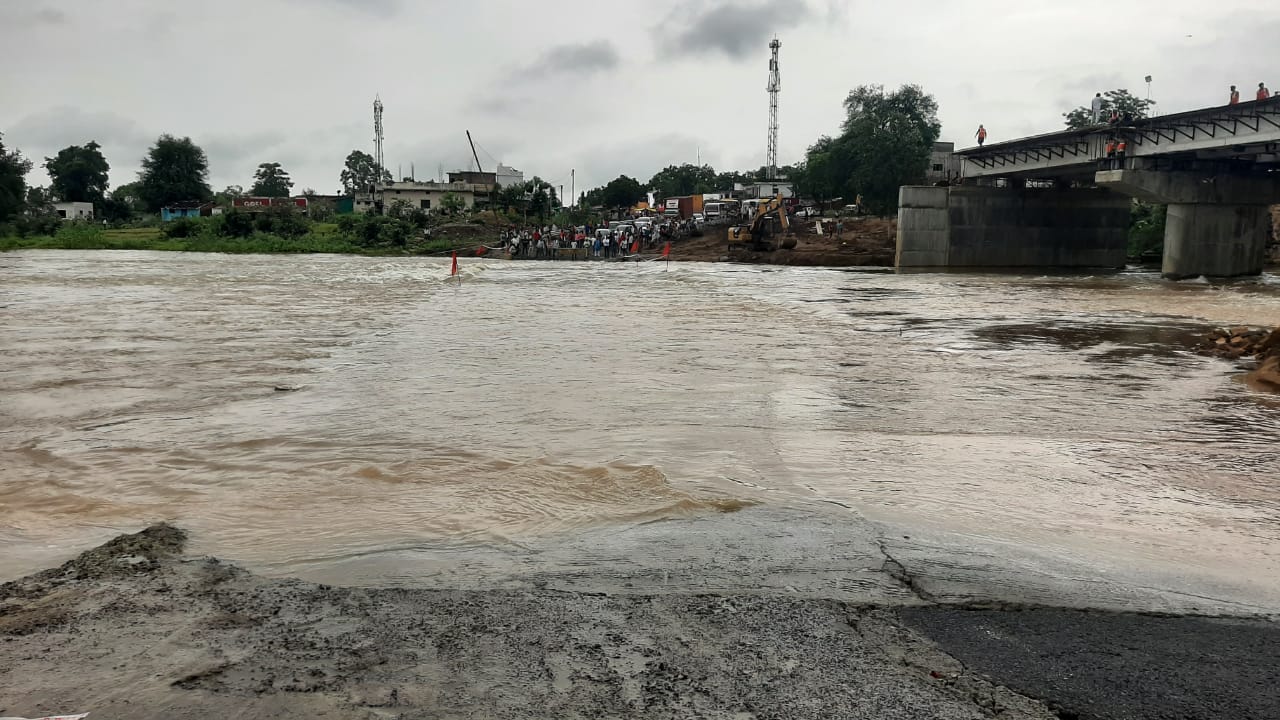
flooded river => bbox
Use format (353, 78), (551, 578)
(3, 251), (1280, 609)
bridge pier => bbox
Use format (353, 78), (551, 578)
(1096, 169), (1280, 279)
(896, 186), (1129, 270)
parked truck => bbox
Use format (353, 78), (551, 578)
(661, 194), (705, 219)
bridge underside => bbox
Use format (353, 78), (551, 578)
(896, 186), (1129, 270)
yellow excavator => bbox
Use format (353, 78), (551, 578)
(727, 194), (797, 251)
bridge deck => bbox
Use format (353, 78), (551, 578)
(958, 97), (1280, 179)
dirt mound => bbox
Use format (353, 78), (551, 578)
(1196, 326), (1280, 390)
(40, 522), (186, 583)
(430, 222), (501, 246)
(672, 217), (896, 267)
(1196, 327), (1277, 360)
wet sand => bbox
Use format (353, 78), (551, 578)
(3, 523), (1278, 720)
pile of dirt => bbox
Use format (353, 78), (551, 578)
(429, 222), (501, 246)
(673, 217), (896, 267)
(1196, 326), (1280, 390)
(1196, 327), (1279, 360)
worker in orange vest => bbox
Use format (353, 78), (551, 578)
(975, 124), (987, 146)
(1259, 82), (1271, 101)
(1104, 139), (1117, 170)
(1115, 139), (1127, 169)
(1229, 85), (1240, 105)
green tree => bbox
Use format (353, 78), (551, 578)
(647, 164), (716, 199)
(45, 141), (110, 206)
(587, 175), (645, 209)
(797, 84), (940, 214)
(221, 209), (255, 238)
(0, 134), (33, 223)
(136, 134), (212, 212)
(439, 192), (466, 215)
(1064, 89), (1155, 129)
(100, 181), (143, 222)
(250, 162), (293, 197)
(25, 185), (56, 214)
(714, 170), (757, 189)
(340, 150), (390, 194)
(496, 183), (527, 214)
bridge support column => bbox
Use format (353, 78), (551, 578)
(1096, 169), (1280, 279)
(1162, 204), (1271, 279)
(896, 185), (1129, 270)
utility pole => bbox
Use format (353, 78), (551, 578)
(570, 169), (574, 208)
(373, 95), (385, 183)
(766, 37), (781, 181)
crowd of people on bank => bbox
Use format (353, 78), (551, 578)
(499, 217), (701, 260)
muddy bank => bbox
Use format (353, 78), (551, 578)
(670, 217), (896, 266)
(0, 525), (1049, 720)
(1196, 325), (1280, 389)
(3, 525), (1278, 719)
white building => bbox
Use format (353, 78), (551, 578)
(53, 202), (95, 221)
(495, 164), (524, 189)
(741, 181), (794, 200)
(926, 142), (962, 184)
(354, 181), (480, 215)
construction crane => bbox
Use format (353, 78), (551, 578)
(466, 130), (483, 172)
(766, 37), (781, 181)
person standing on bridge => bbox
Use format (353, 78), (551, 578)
(975, 124), (987, 147)
(1259, 83), (1272, 101)
(1230, 85), (1241, 105)
(1091, 93), (1104, 123)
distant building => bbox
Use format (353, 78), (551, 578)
(354, 181), (480, 215)
(53, 202), (94, 221)
(742, 181), (794, 200)
(926, 141), (962, 184)
(448, 171), (497, 190)
(495, 164), (524, 188)
(232, 197), (309, 214)
(160, 202), (215, 221)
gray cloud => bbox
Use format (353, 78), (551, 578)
(0, 5), (68, 27)
(519, 41), (621, 79)
(289, 0), (402, 13)
(33, 8), (67, 24)
(658, 0), (812, 60)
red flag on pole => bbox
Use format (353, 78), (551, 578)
(662, 241), (671, 258)
(450, 251), (458, 275)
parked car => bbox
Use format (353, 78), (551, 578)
(794, 206), (820, 218)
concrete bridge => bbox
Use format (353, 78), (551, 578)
(897, 97), (1280, 277)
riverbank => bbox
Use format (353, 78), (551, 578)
(2, 524), (1277, 720)
(0, 215), (900, 267)
(666, 216), (897, 266)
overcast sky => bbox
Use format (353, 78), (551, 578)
(1, 0), (1276, 198)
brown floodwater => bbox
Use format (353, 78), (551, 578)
(3, 251), (1280, 605)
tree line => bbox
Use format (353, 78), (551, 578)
(0, 133), (431, 229)
(580, 84), (943, 216)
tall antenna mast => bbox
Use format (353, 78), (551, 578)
(766, 37), (781, 180)
(373, 95), (385, 183)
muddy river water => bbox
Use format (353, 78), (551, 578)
(3, 251), (1280, 610)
